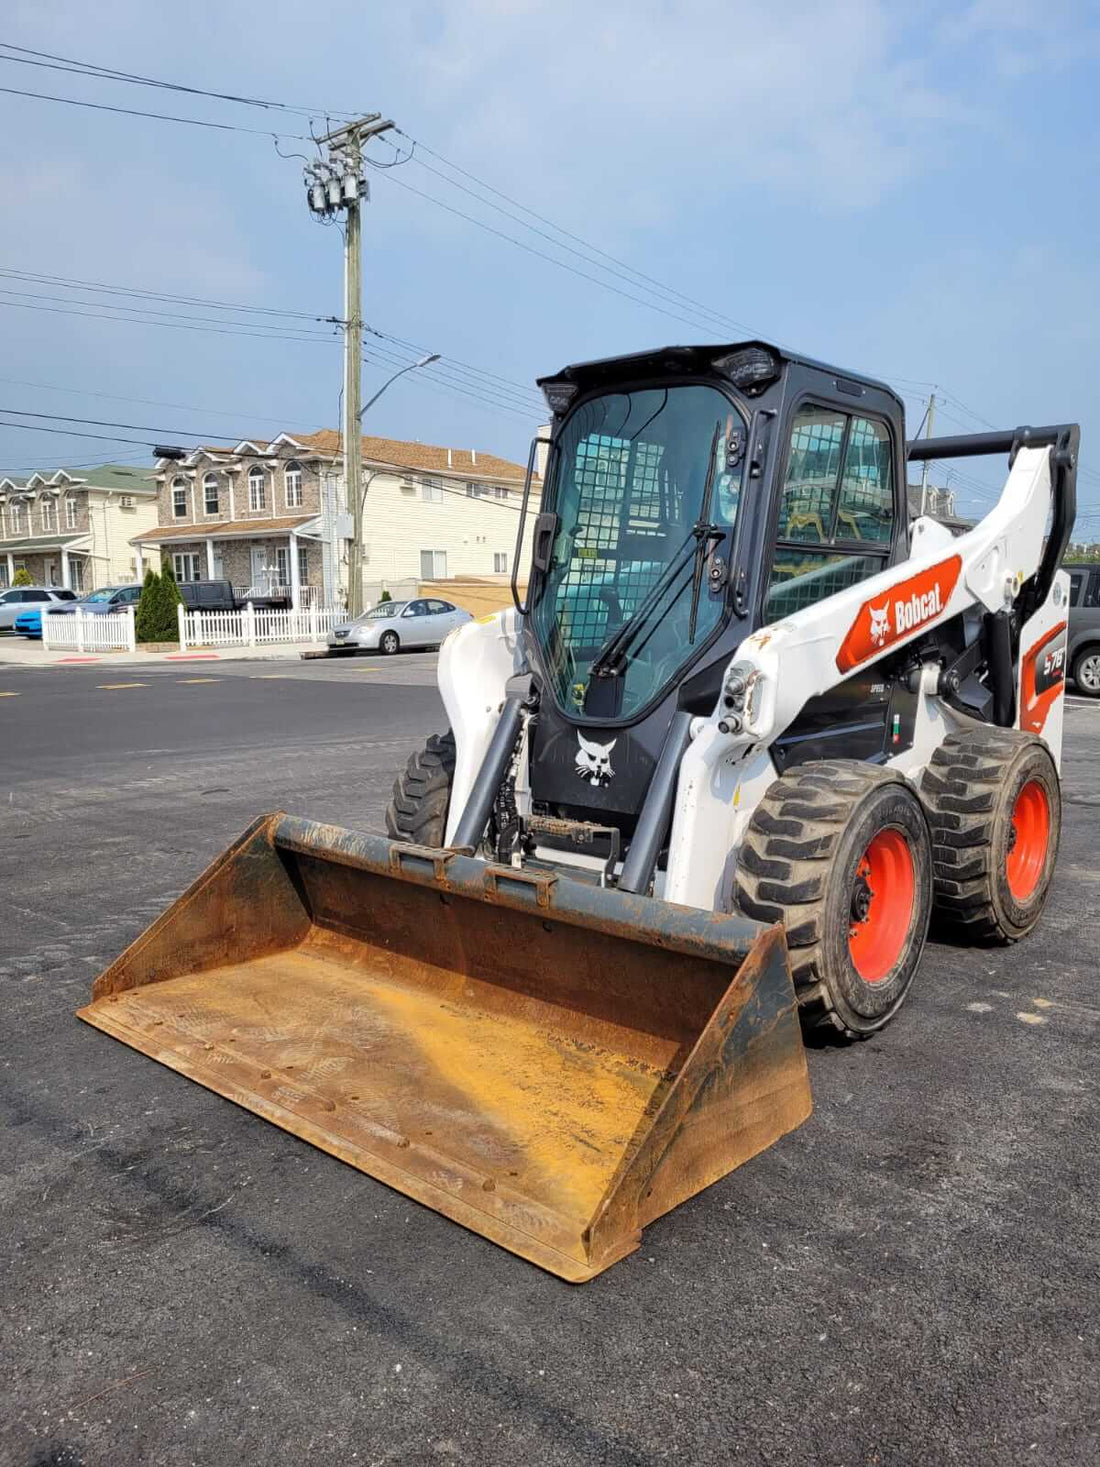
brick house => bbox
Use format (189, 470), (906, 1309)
(134, 430), (536, 608)
(0, 463), (157, 591)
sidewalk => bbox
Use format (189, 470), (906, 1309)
(0, 637), (329, 668)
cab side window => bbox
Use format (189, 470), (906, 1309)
(765, 404), (896, 623)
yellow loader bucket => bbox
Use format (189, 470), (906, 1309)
(78, 814), (811, 1282)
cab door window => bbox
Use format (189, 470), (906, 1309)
(765, 404), (895, 623)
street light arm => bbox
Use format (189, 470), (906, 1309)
(358, 353), (440, 420)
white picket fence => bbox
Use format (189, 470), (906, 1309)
(42, 607), (136, 653)
(178, 601), (342, 651)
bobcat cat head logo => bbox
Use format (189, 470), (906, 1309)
(575, 732), (617, 787)
(869, 602), (891, 647)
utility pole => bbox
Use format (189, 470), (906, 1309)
(304, 114), (393, 615)
(919, 391), (936, 516)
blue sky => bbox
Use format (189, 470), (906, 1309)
(1, 0), (1099, 527)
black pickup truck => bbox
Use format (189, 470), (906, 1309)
(178, 580), (291, 612)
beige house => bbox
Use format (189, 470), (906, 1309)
(0, 464), (158, 592)
(134, 430), (537, 608)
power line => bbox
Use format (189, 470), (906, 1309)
(0, 265), (344, 323)
(390, 141), (757, 341)
(0, 294), (339, 344)
(0, 40), (352, 120)
(365, 161), (730, 340)
(0, 285), (340, 336)
(0, 82), (313, 139)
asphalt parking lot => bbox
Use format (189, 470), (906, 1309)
(1, 657), (1098, 1467)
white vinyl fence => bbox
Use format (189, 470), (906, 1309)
(178, 601), (342, 651)
(42, 607), (136, 653)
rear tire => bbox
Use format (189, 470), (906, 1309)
(385, 731), (456, 847)
(922, 727), (1060, 943)
(735, 761), (933, 1040)
(380, 630), (399, 656)
(1072, 646), (1100, 697)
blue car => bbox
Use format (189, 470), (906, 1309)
(13, 606), (45, 637)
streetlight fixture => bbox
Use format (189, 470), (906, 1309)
(346, 352), (441, 616)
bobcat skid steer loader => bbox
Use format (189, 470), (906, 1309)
(80, 341), (1078, 1282)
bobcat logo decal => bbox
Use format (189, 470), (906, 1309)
(869, 602), (891, 647)
(575, 732), (617, 788)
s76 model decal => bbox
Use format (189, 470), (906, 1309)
(836, 555), (962, 673)
(1019, 621), (1067, 735)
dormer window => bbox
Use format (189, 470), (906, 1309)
(203, 472), (219, 515)
(248, 466), (266, 511)
(10, 502), (24, 534)
(172, 477), (188, 518)
(41, 496), (56, 531)
(65, 495), (78, 529)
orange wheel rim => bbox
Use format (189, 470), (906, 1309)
(848, 829), (915, 983)
(1006, 779), (1050, 902)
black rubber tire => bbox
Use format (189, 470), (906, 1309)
(1072, 645), (1100, 697)
(379, 630), (400, 656)
(385, 730), (456, 847)
(735, 761), (933, 1040)
(922, 727), (1061, 943)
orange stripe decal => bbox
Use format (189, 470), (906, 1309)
(836, 555), (962, 673)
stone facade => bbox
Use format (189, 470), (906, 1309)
(156, 445), (327, 531)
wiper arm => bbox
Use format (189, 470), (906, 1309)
(688, 420), (722, 643)
(587, 529), (698, 679)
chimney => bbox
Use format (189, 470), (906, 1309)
(447, 448), (453, 467)
(471, 448), (477, 465)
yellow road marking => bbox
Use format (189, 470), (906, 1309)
(0, 690), (20, 697)
(1016, 1012), (1046, 1026)
(177, 677), (221, 684)
(97, 682), (146, 690)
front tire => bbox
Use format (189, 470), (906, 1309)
(385, 731), (456, 846)
(379, 629), (399, 656)
(735, 761), (933, 1039)
(922, 727), (1061, 942)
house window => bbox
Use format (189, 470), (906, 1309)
(41, 497), (56, 532)
(465, 481), (488, 497)
(172, 478), (188, 518)
(494, 552), (508, 573)
(284, 462), (303, 508)
(118, 495), (135, 510)
(10, 503), (23, 534)
(275, 546), (290, 587)
(248, 466), (266, 511)
(420, 549), (447, 579)
(297, 545), (309, 588)
(422, 477), (443, 503)
(64, 496), (78, 530)
(203, 473), (219, 515)
(71, 557), (86, 593)
(172, 552), (202, 582)
(494, 486), (510, 499)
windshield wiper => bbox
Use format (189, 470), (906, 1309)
(586, 528), (699, 680)
(588, 420), (725, 679)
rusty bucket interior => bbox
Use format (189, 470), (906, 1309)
(78, 813), (811, 1282)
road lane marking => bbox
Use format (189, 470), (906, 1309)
(176, 677), (221, 684)
(0, 690), (21, 697)
(97, 682), (147, 690)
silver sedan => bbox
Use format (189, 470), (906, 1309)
(327, 597), (473, 656)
